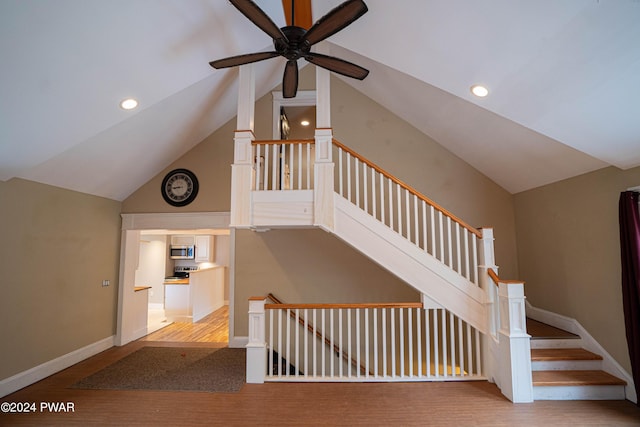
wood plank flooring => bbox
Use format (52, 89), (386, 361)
(2, 310), (640, 426)
(140, 305), (229, 343)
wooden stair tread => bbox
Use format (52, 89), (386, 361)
(527, 318), (579, 340)
(531, 348), (602, 361)
(532, 370), (626, 386)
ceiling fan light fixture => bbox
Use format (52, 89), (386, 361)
(120, 98), (139, 110)
(470, 85), (489, 98)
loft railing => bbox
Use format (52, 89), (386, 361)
(247, 297), (485, 383)
(252, 139), (315, 191)
(332, 139), (481, 285)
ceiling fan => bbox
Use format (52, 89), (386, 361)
(209, 0), (369, 98)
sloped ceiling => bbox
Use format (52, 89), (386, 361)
(1, 0), (639, 200)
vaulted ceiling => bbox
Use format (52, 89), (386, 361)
(1, 0), (639, 201)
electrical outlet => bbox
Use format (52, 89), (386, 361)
(102, 280), (110, 287)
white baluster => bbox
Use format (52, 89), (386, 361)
(313, 309), (317, 377)
(321, 309), (325, 378)
(347, 152), (352, 202)
(356, 308), (361, 378)
(380, 174), (385, 224)
(391, 308), (396, 377)
(458, 316), (464, 377)
(304, 308), (308, 377)
(277, 309), (282, 377)
(433, 309), (439, 377)
(382, 308), (387, 377)
(295, 308), (299, 377)
(426, 309), (431, 377)
(330, 308), (335, 377)
(464, 231), (470, 281)
(338, 147), (343, 196)
(413, 195), (419, 247)
(416, 307), (422, 377)
(396, 184), (402, 236)
(271, 144), (278, 191)
(355, 158), (360, 208)
(456, 224), (461, 276)
(363, 163), (368, 213)
(408, 307), (413, 377)
(472, 233), (479, 285)
(422, 200), (428, 254)
(372, 168), (377, 219)
(388, 179), (393, 230)
(466, 323), (472, 377)
(405, 189), (410, 240)
(373, 308), (378, 378)
(447, 216), (453, 268)
(438, 211), (444, 262)
(364, 308), (369, 378)
(399, 307), (404, 377)
(441, 309), (448, 378)
(286, 309), (291, 377)
(268, 308), (273, 378)
(339, 308), (344, 378)
(306, 142), (311, 189)
(430, 205), (436, 257)
(449, 311), (455, 377)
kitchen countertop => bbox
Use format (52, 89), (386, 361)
(134, 286), (152, 292)
(163, 279), (189, 285)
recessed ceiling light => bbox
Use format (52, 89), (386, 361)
(470, 85), (489, 98)
(300, 120), (310, 126)
(120, 98), (138, 110)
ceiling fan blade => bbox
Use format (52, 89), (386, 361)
(230, 0), (289, 43)
(303, 0), (368, 46)
(209, 51), (280, 69)
(305, 52), (369, 80)
(282, 60), (299, 98)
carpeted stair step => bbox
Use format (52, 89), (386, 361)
(532, 370), (627, 400)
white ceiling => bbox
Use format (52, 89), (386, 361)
(1, 0), (638, 200)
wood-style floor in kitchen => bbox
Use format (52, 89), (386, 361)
(139, 305), (229, 343)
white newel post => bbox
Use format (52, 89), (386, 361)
(314, 55), (334, 231)
(477, 228), (499, 384)
(246, 297), (267, 384)
(230, 64), (255, 227)
(498, 282), (533, 403)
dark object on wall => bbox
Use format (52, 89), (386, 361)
(161, 168), (199, 207)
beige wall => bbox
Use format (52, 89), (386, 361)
(121, 118), (236, 213)
(0, 178), (121, 380)
(330, 76), (518, 279)
(233, 228), (420, 334)
(514, 166), (640, 373)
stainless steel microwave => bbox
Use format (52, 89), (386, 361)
(170, 245), (195, 260)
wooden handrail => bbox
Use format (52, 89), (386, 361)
(332, 138), (482, 238)
(487, 268), (525, 285)
(253, 139), (315, 145)
(488, 268), (500, 286)
(265, 301), (424, 310)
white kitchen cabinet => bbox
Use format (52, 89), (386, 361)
(194, 235), (214, 263)
(171, 235), (195, 246)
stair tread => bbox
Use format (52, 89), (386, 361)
(532, 370), (626, 386)
(531, 348), (602, 361)
(527, 318), (579, 340)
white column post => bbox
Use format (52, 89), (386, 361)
(246, 297), (267, 384)
(230, 64), (255, 227)
(498, 282), (533, 403)
(313, 43), (334, 231)
(477, 227), (500, 386)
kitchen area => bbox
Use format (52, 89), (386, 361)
(133, 229), (230, 337)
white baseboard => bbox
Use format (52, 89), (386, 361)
(229, 336), (248, 348)
(526, 301), (636, 403)
(0, 335), (114, 398)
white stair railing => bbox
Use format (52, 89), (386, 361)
(333, 140), (481, 285)
(252, 140), (315, 191)
(247, 297), (485, 383)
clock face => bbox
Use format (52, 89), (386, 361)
(161, 169), (199, 207)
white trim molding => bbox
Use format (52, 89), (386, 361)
(0, 336), (114, 398)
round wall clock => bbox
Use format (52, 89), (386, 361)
(161, 168), (199, 207)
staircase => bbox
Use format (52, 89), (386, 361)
(236, 135), (632, 402)
(528, 318), (627, 400)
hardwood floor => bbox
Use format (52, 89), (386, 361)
(2, 309), (640, 426)
(140, 305), (229, 343)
